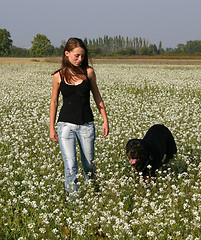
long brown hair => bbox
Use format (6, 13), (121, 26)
(59, 38), (91, 83)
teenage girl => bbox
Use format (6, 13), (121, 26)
(50, 38), (109, 196)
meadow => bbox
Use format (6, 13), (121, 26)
(0, 62), (201, 239)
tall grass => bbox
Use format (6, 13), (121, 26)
(0, 63), (200, 239)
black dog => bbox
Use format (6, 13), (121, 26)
(126, 124), (177, 177)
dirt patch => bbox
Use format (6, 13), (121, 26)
(92, 55), (201, 65)
(92, 58), (201, 65)
(0, 57), (48, 65)
(1, 56), (201, 65)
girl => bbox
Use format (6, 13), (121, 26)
(49, 38), (109, 197)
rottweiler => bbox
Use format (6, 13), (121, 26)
(126, 124), (177, 177)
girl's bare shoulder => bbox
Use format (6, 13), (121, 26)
(53, 71), (61, 84)
(87, 66), (95, 79)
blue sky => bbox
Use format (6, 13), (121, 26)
(1, 0), (201, 49)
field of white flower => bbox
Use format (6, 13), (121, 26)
(0, 63), (201, 239)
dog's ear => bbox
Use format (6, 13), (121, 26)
(126, 140), (132, 151)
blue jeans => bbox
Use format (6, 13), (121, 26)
(58, 121), (96, 193)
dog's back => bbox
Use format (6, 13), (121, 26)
(143, 124), (177, 165)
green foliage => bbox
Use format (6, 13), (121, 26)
(184, 40), (201, 54)
(140, 46), (153, 55)
(30, 34), (54, 57)
(149, 44), (158, 55)
(86, 35), (166, 56)
(89, 46), (102, 57)
(10, 46), (30, 57)
(52, 46), (63, 56)
(0, 29), (13, 56)
(166, 40), (201, 55)
(114, 47), (136, 56)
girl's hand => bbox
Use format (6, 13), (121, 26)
(102, 121), (109, 137)
(50, 129), (59, 142)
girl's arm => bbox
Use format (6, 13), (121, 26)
(50, 72), (60, 142)
(87, 67), (109, 137)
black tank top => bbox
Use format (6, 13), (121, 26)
(58, 74), (94, 125)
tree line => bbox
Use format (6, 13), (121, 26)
(83, 36), (164, 56)
(1, 29), (201, 57)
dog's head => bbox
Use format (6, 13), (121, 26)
(126, 139), (150, 172)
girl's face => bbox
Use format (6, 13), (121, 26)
(65, 47), (85, 67)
